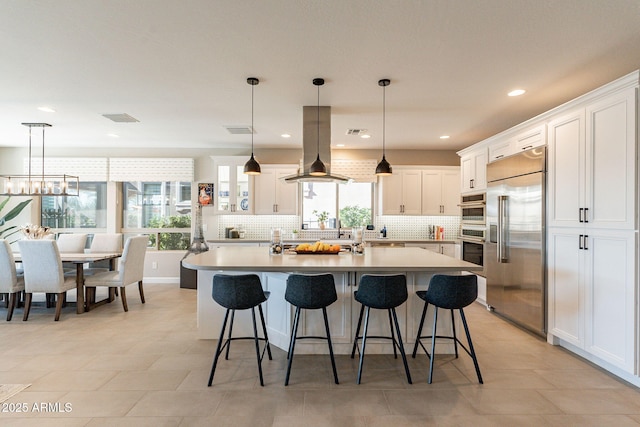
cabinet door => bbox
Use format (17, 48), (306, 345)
(488, 139), (514, 162)
(585, 88), (636, 230)
(547, 228), (584, 347)
(472, 150), (487, 191)
(379, 173), (404, 215)
(584, 230), (635, 373)
(421, 170), (443, 215)
(440, 243), (455, 257)
(440, 169), (460, 215)
(460, 155), (474, 194)
(274, 168), (298, 214)
(401, 170), (422, 215)
(215, 161), (252, 214)
(253, 168), (277, 214)
(514, 124), (545, 152)
(547, 109), (586, 228)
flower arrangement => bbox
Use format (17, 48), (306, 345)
(313, 210), (330, 229)
(21, 224), (52, 239)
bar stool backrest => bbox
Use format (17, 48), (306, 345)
(285, 273), (337, 309)
(212, 274), (266, 310)
(426, 274), (478, 309)
(356, 274), (407, 309)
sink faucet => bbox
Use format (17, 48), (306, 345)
(337, 220), (350, 239)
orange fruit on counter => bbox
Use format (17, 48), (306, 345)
(330, 244), (341, 252)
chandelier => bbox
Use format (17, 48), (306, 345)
(0, 123), (79, 196)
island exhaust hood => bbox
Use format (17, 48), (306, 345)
(283, 106), (351, 184)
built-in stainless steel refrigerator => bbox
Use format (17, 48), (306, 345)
(485, 147), (546, 337)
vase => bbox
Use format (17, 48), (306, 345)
(319, 222), (325, 230)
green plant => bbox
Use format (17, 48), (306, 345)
(0, 197), (32, 241)
(339, 205), (372, 227)
(312, 210), (329, 223)
(147, 214), (191, 250)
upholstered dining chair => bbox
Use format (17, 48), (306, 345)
(84, 233), (123, 276)
(84, 235), (148, 312)
(56, 233), (88, 253)
(18, 239), (77, 321)
(0, 239), (25, 321)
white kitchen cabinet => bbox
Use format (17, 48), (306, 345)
(253, 165), (298, 215)
(378, 169), (422, 215)
(488, 124), (546, 162)
(421, 168), (460, 215)
(548, 227), (636, 373)
(460, 148), (487, 194)
(488, 138), (513, 162)
(415, 242), (456, 257)
(548, 87), (636, 230)
(213, 157), (253, 214)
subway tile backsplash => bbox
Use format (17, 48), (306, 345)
(214, 215), (460, 241)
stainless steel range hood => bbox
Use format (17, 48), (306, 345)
(283, 106), (351, 184)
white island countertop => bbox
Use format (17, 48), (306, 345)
(182, 246), (480, 273)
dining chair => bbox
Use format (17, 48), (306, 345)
(84, 233), (123, 275)
(56, 233), (88, 253)
(18, 239), (77, 321)
(0, 239), (25, 321)
(84, 235), (148, 312)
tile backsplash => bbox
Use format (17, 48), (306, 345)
(213, 214), (460, 241)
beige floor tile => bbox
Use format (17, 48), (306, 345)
(384, 389), (478, 416)
(214, 389), (304, 417)
(458, 388), (562, 415)
(539, 389), (640, 415)
(0, 419), (92, 426)
(100, 370), (190, 391)
(273, 415), (366, 427)
(534, 368), (631, 389)
(86, 417), (182, 427)
(181, 415), (275, 427)
(543, 414), (640, 426)
(303, 389), (390, 416)
(28, 370), (117, 391)
(127, 390), (225, 417)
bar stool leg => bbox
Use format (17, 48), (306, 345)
(225, 310), (236, 360)
(412, 301), (429, 357)
(391, 307), (412, 384)
(322, 307), (339, 384)
(251, 307), (265, 386)
(428, 306), (439, 384)
(460, 308), (483, 384)
(450, 309), (459, 358)
(388, 309), (398, 359)
(356, 306), (371, 384)
(258, 304), (272, 360)
(208, 309), (230, 386)
(285, 306), (302, 386)
(351, 304), (365, 358)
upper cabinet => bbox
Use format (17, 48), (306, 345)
(379, 169), (422, 215)
(253, 165), (299, 215)
(421, 168), (460, 215)
(488, 124), (546, 162)
(213, 157), (253, 215)
(460, 148), (487, 194)
(547, 86), (636, 230)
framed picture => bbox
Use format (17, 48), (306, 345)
(198, 183), (214, 206)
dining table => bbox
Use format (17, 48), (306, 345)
(14, 252), (122, 314)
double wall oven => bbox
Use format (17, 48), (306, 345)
(459, 193), (486, 276)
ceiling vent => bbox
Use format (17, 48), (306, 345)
(102, 113), (140, 123)
(224, 125), (254, 135)
(346, 129), (367, 135)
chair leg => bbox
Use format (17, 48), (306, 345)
(460, 308), (483, 384)
(412, 301), (429, 357)
(2, 293), (7, 308)
(388, 309), (398, 359)
(6, 292), (17, 321)
(356, 306), (371, 384)
(23, 293), (32, 321)
(54, 292), (65, 321)
(391, 307), (412, 384)
(120, 286), (128, 312)
(257, 304), (272, 360)
(225, 310), (236, 360)
(322, 307), (339, 385)
(251, 307), (265, 386)
(451, 309), (459, 358)
(428, 306), (439, 384)
(138, 280), (145, 303)
(351, 304), (365, 358)
(208, 309), (230, 386)
(285, 306), (301, 386)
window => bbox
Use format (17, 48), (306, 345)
(301, 182), (372, 228)
(122, 181), (191, 250)
(41, 182), (107, 229)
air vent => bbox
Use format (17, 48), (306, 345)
(346, 129), (367, 135)
(102, 113), (140, 123)
(224, 125), (254, 135)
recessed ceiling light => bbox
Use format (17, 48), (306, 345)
(508, 89), (526, 97)
(440, 135), (450, 139)
(360, 134), (371, 139)
(281, 133), (291, 138)
(37, 106), (56, 113)
(107, 133), (119, 138)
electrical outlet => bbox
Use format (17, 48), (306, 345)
(151, 261), (158, 269)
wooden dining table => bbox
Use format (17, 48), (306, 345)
(14, 252), (122, 314)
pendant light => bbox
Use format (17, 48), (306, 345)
(375, 78), (393, 176)
(309, 78), (327, 176)
(243, 77), (261, 175)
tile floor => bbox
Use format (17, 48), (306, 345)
(1, 283), (640, 426)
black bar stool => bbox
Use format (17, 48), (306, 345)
(350, 274), (412, 384)
(284, 273), (339, 385)
(412, 274), (483, 384)
(208, 274), (272, 387)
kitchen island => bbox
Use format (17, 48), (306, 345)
(183, 246), (481, 354)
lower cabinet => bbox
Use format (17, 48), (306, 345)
(548, 227), (636, 373)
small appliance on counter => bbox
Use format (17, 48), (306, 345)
(380, 225), (387, 238)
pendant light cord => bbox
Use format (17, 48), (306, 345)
(382, 83), (386, 158)
(251, 81), (255, 156)
(316, 83), (320, 159)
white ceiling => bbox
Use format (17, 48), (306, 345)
(1, 1), (639, 153)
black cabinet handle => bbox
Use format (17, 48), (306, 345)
(579, 234), (584, 250)
(584, 235), (588, 250)
(579, 208), (584, 223)
(584, 208), (589, 223)
(521, 145), (533, 150)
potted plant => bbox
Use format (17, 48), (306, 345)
(0, 197), (33, 242)
(313, 210), (329, 230)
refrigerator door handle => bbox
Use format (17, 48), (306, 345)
(497, 195), (508, 263)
